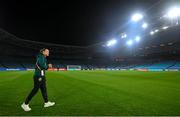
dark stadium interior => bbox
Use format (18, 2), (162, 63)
(0, 0), (180, 70)
(0, 25), (180, 70)
(1, 0), (180, 116)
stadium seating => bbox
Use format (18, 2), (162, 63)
(0, 58), (180, 70)
(169, 62), (180, 69)
(135, 62), (172, 69)
(0, 29), (179, 70)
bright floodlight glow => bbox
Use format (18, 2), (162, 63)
(106, 39), (117, 47)
(135, 36), (141, 42)
(150, 31), (154, 35)
(167, 7), (180, 18)
(126, 40), (133, 46)
(162, 26), (169, 30)
(121, 33), (127, 38)
(155, 29), (159, 33)
(131, 13), (143, 22)
(142, 22), (148, 29)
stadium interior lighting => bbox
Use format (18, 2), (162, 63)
(150, 31), (154, 35)
(135, 36), (141, 42)
(131, 13), (143, 22)
(126, 40), (133, 46)
(167, 7), (180, 18)
(142, 22), (148, 29)
(106, 39), (117, 47)
(162, 26), (169, 30)
(155, 29), (159, 33)
(121, 33), (127, 39)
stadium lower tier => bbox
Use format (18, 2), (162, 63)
(0, 61), (180, 71)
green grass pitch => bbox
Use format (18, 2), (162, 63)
(0, 70), (180, 116)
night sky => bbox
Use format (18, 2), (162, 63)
(0, 0), (175, 46)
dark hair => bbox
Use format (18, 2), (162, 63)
(40, 48), (47, 54)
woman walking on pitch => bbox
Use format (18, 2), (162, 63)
(21, 48), (55, 112)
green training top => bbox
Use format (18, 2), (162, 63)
(34, 53), (48, 77)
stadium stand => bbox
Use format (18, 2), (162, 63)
(0, 27), (180, 71)
(134, 61), (175, 69)
(169, 62), (180, 69)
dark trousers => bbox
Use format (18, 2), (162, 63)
(25, 76), (48, 104)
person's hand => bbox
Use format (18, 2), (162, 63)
(48, 64), (53, 68)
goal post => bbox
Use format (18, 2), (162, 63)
(67, 65), (81, 71)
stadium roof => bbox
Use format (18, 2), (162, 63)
(0, 0), (170, 46)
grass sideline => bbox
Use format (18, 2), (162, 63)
(0, 70), (179, 116)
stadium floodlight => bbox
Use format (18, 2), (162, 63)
(126, 40), (133, 46)
(150, 31), (154, 35)
(106, 39), (117, 47)
(142, 22), (148, 29)
(121, 33), (127, 39)
(162, 26), (169, 30)
(167, 7), (180, 18)
(155, 29), (159, 33)
(135, 36), (141, 42)
(131, 13), (143, 22)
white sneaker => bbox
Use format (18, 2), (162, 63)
(21, 103), (31, 112)
(44, 101), (55, 108)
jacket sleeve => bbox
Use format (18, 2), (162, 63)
(36, 56), (48, 70)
